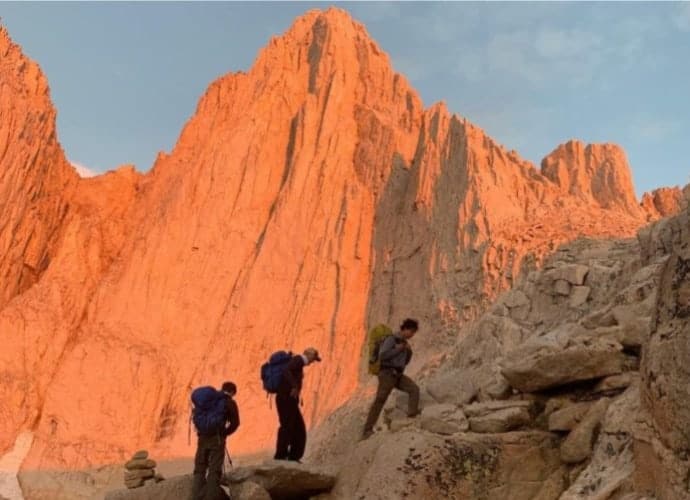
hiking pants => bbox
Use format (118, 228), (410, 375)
(191, 433), (226, 500)
(275, 393), (307, 461)
(363, 368), (420, 433)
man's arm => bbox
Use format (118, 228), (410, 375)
(282, 356), (303, 391)
(378, 336), (404, 362)
(224, 399), (240, 437)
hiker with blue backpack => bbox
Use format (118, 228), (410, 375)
(361, 319), (420, 440)
(261, 347), (321, 463)
(190, 382), (240, 500)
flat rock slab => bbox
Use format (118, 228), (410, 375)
(469, 407), (532, 434)
(105, 474), (271, 500)
(105, 475), (192, 500)
(502, 337), (626, 393)
(227, 461), (337, 499)
(463, 400), (533, 418)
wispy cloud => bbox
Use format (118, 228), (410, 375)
(376, 4), (669, 89)
(71, 161), (98, 178)
(674, 3), (690, 31)
(628, 117), (681, 142)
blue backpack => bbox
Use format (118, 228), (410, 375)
(261, 351), (292, 393)
(190, 386), (227, 435)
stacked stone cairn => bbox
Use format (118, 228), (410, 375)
(123, 450), (164, 489)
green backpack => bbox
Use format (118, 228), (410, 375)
(367, 324), (393, 375)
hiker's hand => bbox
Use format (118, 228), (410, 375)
(397, 342), (408, 352)
(290, 388), (299, 399)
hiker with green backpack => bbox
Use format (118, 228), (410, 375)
(362, 319), (420, 440)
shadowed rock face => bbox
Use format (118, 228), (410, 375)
(0, 7), (680, 475)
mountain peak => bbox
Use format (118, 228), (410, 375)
(541, 140), (641, 215)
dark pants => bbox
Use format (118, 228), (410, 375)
(363, 368), (420, 433)
(275, 393), (307, 461)
(191, 434), (228, 500)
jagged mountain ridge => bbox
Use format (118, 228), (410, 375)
(0, 7), (683, 476)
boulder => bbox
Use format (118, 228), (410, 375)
(478, 372), (512, 401)
(546, 264), (589, 285)
(560, 433), (633, 500)
(426, 369), (478, 406)
(501, 290), (531, 319)
(593, 373), (635, 393)
(465, 402), (533, 434)
(384, 407), (417, 432)
(230, 481), (271, 500)
(501, 326), (627, 392)
(554, 279), (572, 296)
(420, 404), (468, 435)
(548, 402), (592, 432)
(569, 286), (590, 307)
(226, 461), (337, 499)
(560, 398), (610, 463)
(131, 450), (148, 460)
(324, 429), (564, 500)
(463, 400), (534, 418)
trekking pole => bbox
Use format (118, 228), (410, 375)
(225, 445), (233, 469)
(187, 408), (192, 446)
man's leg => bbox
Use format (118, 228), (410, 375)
(191, 436), (209, 500)
(274, 394), (291, 459)
(396, 374), (420, 416)
(288, 402), (307, 461)
(205, 435), (225, 500)
(362, 369), (397, 435)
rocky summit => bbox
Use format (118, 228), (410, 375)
(0, 7), (687, 500)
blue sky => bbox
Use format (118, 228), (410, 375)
(1, 2), (688, 195)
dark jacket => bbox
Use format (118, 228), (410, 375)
(379, 333), (413, 371)
(278, 355), (306, 396)
(223, 397), (240, 437)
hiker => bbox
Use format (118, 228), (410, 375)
(362, 318), (420, 440)
(191, 382), (240, 500)
(274, 347), (321, 462)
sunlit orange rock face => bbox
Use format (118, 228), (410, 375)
(641, 186), (685, 219)
(0, 9), (680, 470)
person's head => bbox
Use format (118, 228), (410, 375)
(303, 347), (322, 365)
(400, 318), (419, 340)
(221, 381), (237, 397)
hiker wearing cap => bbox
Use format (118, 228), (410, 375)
(362, 319), (420, 440)
(191, 381), (240, 500)
(274, 347), (321, 462)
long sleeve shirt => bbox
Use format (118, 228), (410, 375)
(379, 333), (412, 371)
(223, 398), (240, 437)
(278, 355), (306, 396)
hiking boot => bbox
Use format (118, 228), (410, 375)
(407, 410), (421, 418)
(360, 429), (374, 441)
